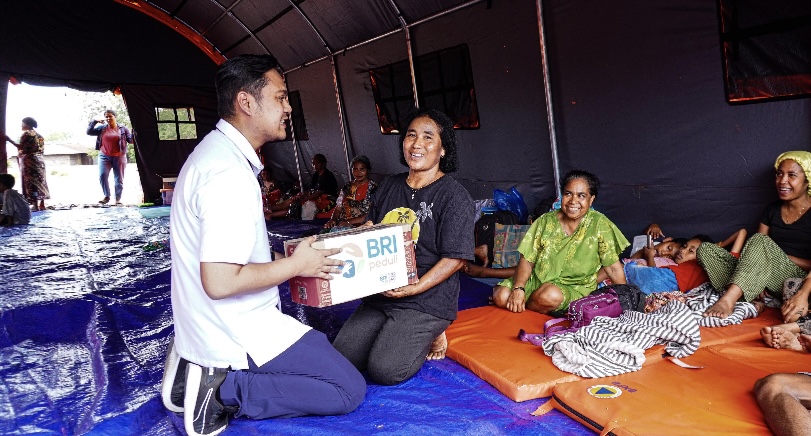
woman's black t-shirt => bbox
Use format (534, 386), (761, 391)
(363, 173), (475, 321)
(762, 200), (811, 259)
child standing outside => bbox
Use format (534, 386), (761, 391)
(0, 174), (31, 226)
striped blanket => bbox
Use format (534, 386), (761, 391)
(541, 284), (758, 378)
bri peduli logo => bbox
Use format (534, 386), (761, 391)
(335, 232), (400, 279)
(342, 259), (356, 278)
(366, 234), (400, 271)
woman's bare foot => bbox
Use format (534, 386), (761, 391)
(426, 332), (447, 360)
(798, 334), (811, 352)
(704, 288), (742, 319)
(761, 326), (777, 348)
(703, 298), (736, 319)
(763, 326), (803, 350)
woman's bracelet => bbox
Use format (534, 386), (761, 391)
(512, 286), (525, 292)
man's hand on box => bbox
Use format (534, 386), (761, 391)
(360, 220), (374, 228)
(293, 236), (345, 279)
(383, 284), (419, 298)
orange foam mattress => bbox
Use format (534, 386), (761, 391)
(445, 306), (783, 402)
(550, 336), (809, 436)
(445, 306), (580, 401)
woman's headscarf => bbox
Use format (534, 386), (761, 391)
(775, 151), (811, 196)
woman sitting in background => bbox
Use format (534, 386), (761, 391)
(323, 155), (377, 231)
(698, 151), (811, 321)
(492, 170), (629, 314)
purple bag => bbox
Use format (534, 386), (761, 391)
(518, 288), (623, 345)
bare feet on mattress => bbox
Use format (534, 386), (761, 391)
(703, 287), (742, 319)
(426, 331), (447, 360)
(798, 334), (811, 352)
(761, 326), (803, 351)
(761, 326), (778, 348)
(703, 298), (736, 319)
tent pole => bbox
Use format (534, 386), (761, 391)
(288, 0), (352, 180)
(285, 0), (486, 74)
(387, 0), (420, 108)
(330, 57), (353, 179)
(284, 72), (305, 196)
(0, 75), (8, 174)
(536, 0), (561, 194)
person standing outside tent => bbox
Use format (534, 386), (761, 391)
(86, 109), (132, 205)
(4, 117), (50, 211)
(162, 54), (365, 436)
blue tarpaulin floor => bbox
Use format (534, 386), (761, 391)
(0, 207), (592, 435)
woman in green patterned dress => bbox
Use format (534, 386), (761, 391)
(493, 170), (629, 314)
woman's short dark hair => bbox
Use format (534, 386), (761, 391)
(399, 108), (459, 173)
(216, 54), (281, 119)
(561, 170), (600, 196)
(104, 109), (117, 117)
(22, 117), (37, 129)
(351, 155), (371, 172)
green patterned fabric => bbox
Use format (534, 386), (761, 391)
(697, 233), (806, 301)
(498, 209), (629, 310)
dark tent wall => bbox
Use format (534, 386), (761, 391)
(271, 59), (355, 189)
(1, 0), (809, 242)
(120, 85), (219, 202)
(0, 0), (218, 89)
(544, 0), (811, 240)
(283, 0), (810, 242)
(283, 0), (555, 205)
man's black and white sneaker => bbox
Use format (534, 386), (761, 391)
(160, 338), (187, 413)
(184, 363), (232, 436)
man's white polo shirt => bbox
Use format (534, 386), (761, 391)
(170, 119), (310, 369)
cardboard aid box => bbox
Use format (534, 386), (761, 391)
(283, 223), (418, 307)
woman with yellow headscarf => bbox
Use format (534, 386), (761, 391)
(698, 151), (811, 323)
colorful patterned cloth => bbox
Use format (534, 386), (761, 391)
(492, 223), (530, 268)
(332, 180), (377, 222)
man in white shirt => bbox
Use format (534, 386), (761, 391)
(163, 54), (365, 436)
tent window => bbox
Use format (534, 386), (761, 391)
(156, 106), (198, 141)
(718, 0), (811, 103)
(370, 44), (480, 134)
(273, 90), (309, 142)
